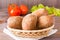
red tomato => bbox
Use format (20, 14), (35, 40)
(8, 4), (21, 16)
(20, 4), (28, 15)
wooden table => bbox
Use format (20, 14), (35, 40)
(0, 16), (60, 40)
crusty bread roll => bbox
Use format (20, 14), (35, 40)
(38, 15), (53, 29)
(32, 8), (48, 18)
(7, 16), (23, 29)
(22, 14), (37, 30)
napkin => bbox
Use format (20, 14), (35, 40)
(3, 28), (57, 40)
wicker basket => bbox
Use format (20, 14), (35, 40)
(7, 25), (54, 38)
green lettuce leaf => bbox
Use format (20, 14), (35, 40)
(45, 6), (55, 15)
(30, 5), (38, 12)
(54, 9), (60, 16)
(38, 4), (45, 9)
(30, 4), (60, 16)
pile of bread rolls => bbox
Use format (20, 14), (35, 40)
(7, 8), (54, 30)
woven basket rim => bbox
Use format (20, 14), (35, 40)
(7, 25), (54, 32)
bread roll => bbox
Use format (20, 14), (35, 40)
(38, 15), (53, 29)
(32, 8), (48, 18)
(7, 16), (23, 29)
(22, 14), (37, 30)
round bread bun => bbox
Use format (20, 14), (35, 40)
(22, 14), (37, 30)
(38, 15), (54, 29)
(7, 16), (23, 29)
(32, 8), (48, 18)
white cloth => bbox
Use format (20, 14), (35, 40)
(3, 28), (57, 40)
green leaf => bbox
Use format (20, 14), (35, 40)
(30, 4), (44, 12)
(38, 4), (44, 9)
(30, 4), (60, 16)
(30, 5), (38, 12)
(54, 9), (60, 16)
(45, 6), (55, 15)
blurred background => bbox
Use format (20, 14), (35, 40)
(0, 0), (60, 9)
(0, 0), (60, 23)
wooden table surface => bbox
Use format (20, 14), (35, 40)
(0, 16), (60, 40)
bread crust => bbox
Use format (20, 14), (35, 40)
(7, 16), (23, 29)
(22, 14), (37, 30)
